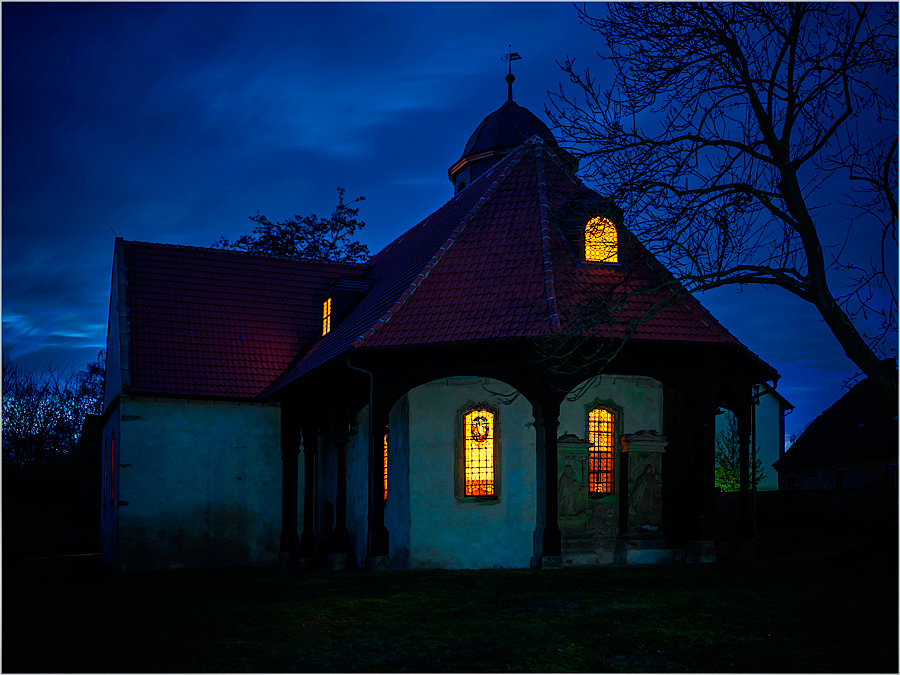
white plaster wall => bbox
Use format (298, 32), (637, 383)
(754, 390), (782, 491)
(560, 375), (663, 439)
(407, 377), (536, 570)
(116, 397), (281, 570)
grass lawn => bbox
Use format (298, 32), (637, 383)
(2, 524), (897, 673)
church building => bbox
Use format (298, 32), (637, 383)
(100, 81), (780, 571)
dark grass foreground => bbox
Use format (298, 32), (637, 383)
(3, 524), (897, 673)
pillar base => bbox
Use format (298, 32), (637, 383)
(368, 555), (391, 572)
(686, 540), (717, 563)
(328, 553), (348, 571)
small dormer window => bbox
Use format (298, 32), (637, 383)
(322, 297), (332, 335)
(585, 217), (618, 263)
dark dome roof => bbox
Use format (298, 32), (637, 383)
(459, 100), (558, 160)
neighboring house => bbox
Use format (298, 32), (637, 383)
(101, 86), (783, 571)
(773, 376), (898, 490)
(715, 382), (794, 491)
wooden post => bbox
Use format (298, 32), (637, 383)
(689, 382), (716, 541)
(737, 391), (754, 540)
(299, 422), (317, 559)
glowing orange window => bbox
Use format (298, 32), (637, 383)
(588, 408), (615, 493)
(585, 217), (618, 263)
(464, 409), (495, 497)
(383, 433), (388, 502)
(322, 298), (332, 335)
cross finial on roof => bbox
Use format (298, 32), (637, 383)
(501, 46), (521, 102)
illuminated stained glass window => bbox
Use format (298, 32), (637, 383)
(588, 408), (615, 494)
(322, 297), (332, 335)
(585, 217), (618, 263)
(383, 433), (388, 502)
(464, 409), (495, 497)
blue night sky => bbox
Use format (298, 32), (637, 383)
(2, 2), (893, 440)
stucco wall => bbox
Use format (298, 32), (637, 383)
(559, 375), (663, 439)
(754, 390), (782, 490)
(115, 397), (281, 570)
(406, 377), (536, 570)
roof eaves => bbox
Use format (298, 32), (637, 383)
(352, 138), (538, 348)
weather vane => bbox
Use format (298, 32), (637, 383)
(501, 46), (521, 101)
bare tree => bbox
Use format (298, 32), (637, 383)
(213, 187), (369, 263)
(548, 3), (898, 403)
(2, 352), (104, 469)
(715, 410), (764, 492)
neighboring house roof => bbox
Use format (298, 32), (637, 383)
(773, 377), (898, 472)
(122, 241), (365, 399)
(267, 136), (773, 395)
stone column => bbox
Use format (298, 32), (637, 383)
(330, 421), (352, 570)
(532, 395), (562, 567)
(621, 430), (668, 538)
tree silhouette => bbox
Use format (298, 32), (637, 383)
(549, 3), (898, 403)
(214, 187), (369, 263)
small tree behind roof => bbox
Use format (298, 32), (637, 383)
(214, 187), (369, 263)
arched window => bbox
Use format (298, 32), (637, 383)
(585, 217), (618, 263)
(463, 408), (495, 497)
(588, 407), (615, 494)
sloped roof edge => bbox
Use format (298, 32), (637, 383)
(353, 136), (541, 348)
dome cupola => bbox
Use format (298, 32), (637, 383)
(448, 56), (576, 193)
(449, 100), (561, 194)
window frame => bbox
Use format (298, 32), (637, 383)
(455, 401), (501, 504)
(322, 297), (332, 335)
(584, 398), (622, 497)
(584, 216), (619, 264)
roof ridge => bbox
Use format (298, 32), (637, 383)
(351, 139), (538, 348)
(123, 239), (369, 268)
(534, 141), (562, 333)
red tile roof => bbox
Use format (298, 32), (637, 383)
(119, 135), (773, 400)
(267, 137), (770, 396)
(122, 242), (364, 399)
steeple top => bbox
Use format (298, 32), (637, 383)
(501, 47), (521, 102)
